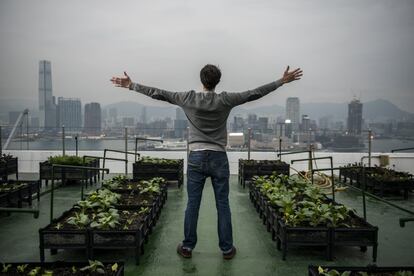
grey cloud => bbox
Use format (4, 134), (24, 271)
(0, 0), (413, 112)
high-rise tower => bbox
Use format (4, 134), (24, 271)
(57, 97), (82, 131)
(347, 99), (363, 135)
(39, 60), (57, 129)
(286, 97), (300, 131)
(84, 102), (101, 135)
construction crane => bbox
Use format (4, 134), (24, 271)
(3, 109), (29, 150)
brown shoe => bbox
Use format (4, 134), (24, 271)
(223, 246), (236, 260)
(177, 243), (192, 258)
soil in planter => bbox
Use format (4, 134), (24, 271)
(118, 192), (155, 207)
(113, 210), (147, 231)
(0, 263), (120, 276)
(0, 183), (29, 194)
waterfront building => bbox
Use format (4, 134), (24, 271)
(84, 102), (101, 135)
(38, 60), (57, 129)
(347, 99), (363, 135)
(286, 97), (300, 131)
(57, 97), (82, 131)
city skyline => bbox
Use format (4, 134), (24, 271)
(1, 0), (413, 113)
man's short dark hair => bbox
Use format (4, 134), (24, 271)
(200, 64), (221, 91)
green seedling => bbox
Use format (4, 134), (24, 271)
(55, 223), (63, 230)
(2, 264), (12, 273)
(80, 260), (105, 274)
(16, 264), (28, 273)
(28, 267), (41, 276)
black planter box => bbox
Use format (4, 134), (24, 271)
(90, 215), (150, 265)
(249, 180), (379, 261)
(0, 157), (18, 181)
(340, 165), (413, 199)
(0, 180), (40, 208)
(39, 209), (90, 262)
(39, 186), (167, 265)
(276, 219), (332, 261)
(133, 159), (184, 188)
(0, 261), (124, 276)
(239, 159), (290, 188)
(39, 158), (99, 185)
(332, 212), (378, 261)
(308, 265), (414, 276)
(366, 176), (413, 199)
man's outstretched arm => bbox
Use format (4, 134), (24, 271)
(110, 72), (192, 106)
(221, 66), (303, 107)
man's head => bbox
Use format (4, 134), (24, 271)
(200, 64), (221, 91)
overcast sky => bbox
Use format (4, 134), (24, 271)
(0, 0), (413, 111)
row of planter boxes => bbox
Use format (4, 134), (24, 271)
(249, 181), (378, 261)
(238, 159), (290, 188)
(339, 165), (414, 199)
(308, 265), (414, 275)
(39, 158), (100, 187)
(133, 159), (184, 188)
(0, 180), (40, 208)
(0, 156), (18, 181)
(0, 261), (124, 275)
(39, 181), (168, 265)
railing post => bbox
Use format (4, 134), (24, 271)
(0, 126), (2, 155)
(308, 144), (313, 171)
(362, 166), (367, 221)
(20, 121), (23, 150)
(75, 135), (78, 157)
(135, 136), (138, 162)
(125, 127), (128, 176)
(247, 128), (251, 160)
(368, 129), (372, 167)
(50, 167), (55, 223)
(62, 125), (65, 156)
(330, 157), (335, 202)
(26, 111), (29, 150)
(278, 137), (282, 160)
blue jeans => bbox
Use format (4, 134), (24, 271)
(182, 150), (233, 252)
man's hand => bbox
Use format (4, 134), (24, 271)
(110, 71), (132, 88)
(281, 66), (303, 84)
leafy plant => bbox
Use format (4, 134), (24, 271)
(90, 208), (120, 229)
(2, 264), (12, 273)
(54, 223), (63, 230)
(28, 267), (41, 276)
(317, 266), (351, 276)
(253, 174), (353, 227)
(16, 264), (28, 273)
(139, 206), (150, 215)
(139, 156), (180, 165)
(66, 211), (90, 229)
(47, 155), (95, 166)
(80, 260), (105, 274)
(111, 263), (118, 272)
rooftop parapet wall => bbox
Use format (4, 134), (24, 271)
(3, 150), (414, 175)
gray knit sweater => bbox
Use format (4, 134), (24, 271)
(129, 80), (284, 151)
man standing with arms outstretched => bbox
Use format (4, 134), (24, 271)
(111, 65), (303, 260)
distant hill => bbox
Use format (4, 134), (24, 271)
(104, 98), (414, 122)
(238, 99), (414, 122)
(1, 97), (412, 123)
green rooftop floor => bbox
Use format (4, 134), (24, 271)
(0, 174), (413, 276)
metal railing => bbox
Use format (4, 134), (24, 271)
(49, 164), (109, 222)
